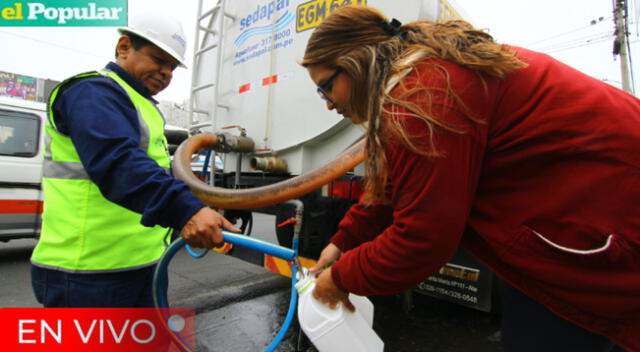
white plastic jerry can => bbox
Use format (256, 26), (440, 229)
(295, 274), (384, 352)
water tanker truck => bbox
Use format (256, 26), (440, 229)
(178, 0), (497, 312)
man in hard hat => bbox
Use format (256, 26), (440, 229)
(30, 13), (240, 307)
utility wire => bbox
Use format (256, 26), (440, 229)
(525, 15), (612, 47)
(544, 36), (612, 53)
(534, 31), (614, 52)
(534, 31), (613, 49)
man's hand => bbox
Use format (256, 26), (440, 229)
(180, 207), (241, 249)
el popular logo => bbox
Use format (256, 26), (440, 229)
(0, 0), (127, 26)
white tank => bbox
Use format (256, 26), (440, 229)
(190, 0), (471, 175)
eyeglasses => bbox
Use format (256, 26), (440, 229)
(316, 68), (342, 104)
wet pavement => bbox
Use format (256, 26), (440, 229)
(165, 236), (503, 351)
(174, 260), (504, 352)
(1, 215), (504, 351)
(196, 290), (297, 351)
(190, 288), (504, 352)
(166, 213), (503, 351)
(371, 294), (502, 352)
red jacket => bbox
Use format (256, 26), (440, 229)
(330, 47), (640, 350)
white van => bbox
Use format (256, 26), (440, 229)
(0, 98), (198, 243)
(0, 96), (46, 242)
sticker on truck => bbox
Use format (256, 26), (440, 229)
(296, 0), (367, 32)
(233, 0), (296, 66)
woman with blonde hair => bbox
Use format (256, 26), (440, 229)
(303, 5), (639, 352)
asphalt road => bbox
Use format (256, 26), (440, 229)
(0, 238), (39, 307)
(0, 214), (503, 351)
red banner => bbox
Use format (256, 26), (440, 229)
(0, 308), (195, 351)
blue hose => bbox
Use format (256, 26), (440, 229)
(152, 237), (193, 352)
(200, 149), (211, 182)
(222, 231), (295, 261)
(265, 237), (299, 352)
(153, 231), (299, 351)
(185, 244), (208, 258)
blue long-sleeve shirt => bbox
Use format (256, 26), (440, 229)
(52, 62), (205, 230)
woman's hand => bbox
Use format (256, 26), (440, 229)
(312, 267), (355, 312)
(309, 243), (342, 275)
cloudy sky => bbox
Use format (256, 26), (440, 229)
(456, 0), (639, 94)
(1, 0), (638, 102)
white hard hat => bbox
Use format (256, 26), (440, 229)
(118, 12), (187, 68)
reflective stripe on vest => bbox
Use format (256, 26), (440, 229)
(31, 69), (171, 273)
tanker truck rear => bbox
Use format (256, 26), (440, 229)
(188, 0), (496, 312)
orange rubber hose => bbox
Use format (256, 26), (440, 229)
(172, 133), (365, 209)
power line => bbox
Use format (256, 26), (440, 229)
(525, 15), (613, 47)
(544, 36), (612, 53)
(534, 31), (614, 52)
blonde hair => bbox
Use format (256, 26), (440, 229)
(302, 5), (527, 204)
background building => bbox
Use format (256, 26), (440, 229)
(0, 71), (59, 103)
(0, 70), (190, 129)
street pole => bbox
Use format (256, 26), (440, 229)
(614, 0), (633, 93)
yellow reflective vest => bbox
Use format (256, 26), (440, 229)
(31, 69), (170, 272)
